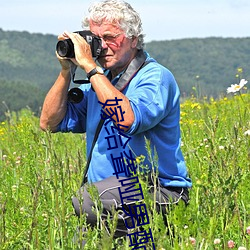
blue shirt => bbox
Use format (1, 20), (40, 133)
(58, 52), (192, 188)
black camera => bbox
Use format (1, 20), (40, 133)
(56, 30), (102, 58)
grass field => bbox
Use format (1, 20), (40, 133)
(0, 91), (249, 249)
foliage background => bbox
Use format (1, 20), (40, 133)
(0, 29), (250, 120)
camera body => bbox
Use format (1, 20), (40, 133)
(56, 30), (102, 58)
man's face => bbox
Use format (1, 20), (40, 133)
(89, 20), (138, 73)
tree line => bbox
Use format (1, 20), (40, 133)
(0, 28), (249, 120)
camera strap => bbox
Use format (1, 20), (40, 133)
(81, 50), (150, 186)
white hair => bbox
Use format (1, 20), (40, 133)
(82, 0), (145, 49)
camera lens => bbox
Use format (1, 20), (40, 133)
(56, 39), (74, 58)
(68, 88), (84, 103)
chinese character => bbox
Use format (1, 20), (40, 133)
(122, 203), (150, 229)
(104, 125), (131, 150)
(118, 176), (144, 204)
(111, 150), (137, 178)
(127, 228), (155, 250)
(98, 97), (125, 123)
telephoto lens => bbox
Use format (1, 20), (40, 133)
(68, 88), (84, 103)
(56, 39), (75, 58)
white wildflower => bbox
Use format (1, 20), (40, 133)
(238, 247), (246, 250)
(227, 79), (248, 93)
(244, 130), (250, 136)
(214, 238), (221, 244)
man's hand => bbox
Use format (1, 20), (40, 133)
(62, 31), (96, 72)
(56, 33), (79, 71)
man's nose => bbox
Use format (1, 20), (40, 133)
(101, 38), (108, 49)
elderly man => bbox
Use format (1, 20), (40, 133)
(40, 0), (192, 246)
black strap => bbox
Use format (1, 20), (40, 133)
(114, 49), (147, 92)
(81, 118), (104, 186)
(81, 50), (149, 186)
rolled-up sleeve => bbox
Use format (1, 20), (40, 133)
(125, 64), (179, 135)
(57, 87), (89, 133)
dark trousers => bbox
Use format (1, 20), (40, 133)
(72, 175), (189, 239)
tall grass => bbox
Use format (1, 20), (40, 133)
(0, 93), (249, 249)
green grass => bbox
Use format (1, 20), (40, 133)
(0, 93), (249, 249)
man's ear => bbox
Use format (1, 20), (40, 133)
(131, 36), (139, 48)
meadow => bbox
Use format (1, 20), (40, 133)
(0, 90), (249, 249)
